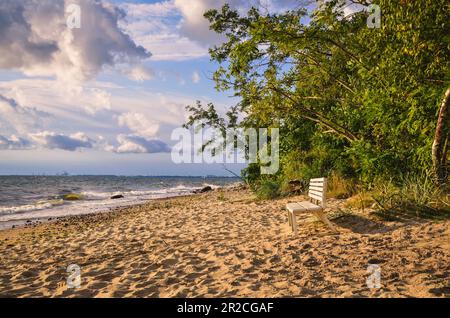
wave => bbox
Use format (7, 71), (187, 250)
(80, 184), (199, 200)
(0, 199), (65, 215)
(0, 184), (217, 217)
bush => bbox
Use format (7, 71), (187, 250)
(241, 163), (261, 191)
(256, 179), (281, 200)
(327, 172), (357, 199)
(372, 174), (450, 219)
(344, 192), (375, 211)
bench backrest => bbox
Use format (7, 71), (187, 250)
(308, 177), (327, 208)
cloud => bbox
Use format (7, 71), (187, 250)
(0, 78), (196, 144)
(173, 0), (304, 46)
(0, 0), (151, 82)
(83, 88), (112, 115)
(113, 134), (171, 154)
(125, 65), (155, 82)
(119, 0), (305, 62)
(192, 71), (201, 84)
(117, 112), (160, 138)
(30, 131), (94, 151)
(121, 1), (178, 18)
(120, 1), (208, 61)
(173, 0), (226, 46)
(0, 135), (32, 150)
(0, 94), (50, 136)
(341, 2), (367, 18)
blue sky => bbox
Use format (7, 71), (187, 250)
(0, 0), (310, 176)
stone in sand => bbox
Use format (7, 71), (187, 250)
(194, 186), (213, 194)
(63, 194), (83, 201)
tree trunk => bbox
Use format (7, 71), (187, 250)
(432, 87), (450, 186)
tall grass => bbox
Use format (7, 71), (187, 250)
(255, 179), (281, 200)
(327, 172), (356, 199)
(372, 174), (450, 219)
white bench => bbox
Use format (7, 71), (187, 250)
(286, 177), (337, 234)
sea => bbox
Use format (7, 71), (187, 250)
(0, 175), (240, 230)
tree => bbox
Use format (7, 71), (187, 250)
(432, 88), (450, 185)
(185, 0), (450, 186)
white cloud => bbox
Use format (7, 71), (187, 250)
(0, 94), (50, 136)
(0, 76), (229, 156)
(120, 0), (303, 61)
(173, 0), (303, 46)
(192, 71), (201, 84)
(120, 1), (208, 61)
(341, 2), (367, 18)
(173, 0), (226, 46)
(122, 1), (178, 18)
(84, 88), (112, 115)
(0, 78), (194, 135)
(0, 0), (151, 82)
(125, 65), (155, 82)
(113, 134), (171, 154)
(117, 112), (160, 138)
(30, 131), (94, 151)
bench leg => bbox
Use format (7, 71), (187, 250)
(292, 213), (298, 235)
(313, 211), (338, 233)
(287, 211), (292, 227)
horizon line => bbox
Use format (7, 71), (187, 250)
(0, 174), (241, 178)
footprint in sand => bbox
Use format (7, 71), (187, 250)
(161, 258), (178, 268)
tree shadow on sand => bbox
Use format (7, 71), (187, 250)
(330, 213), (395, 234)
(428, 285), (450, 297)
(327, 204), (450, 235)
(371, 204), (450, 222)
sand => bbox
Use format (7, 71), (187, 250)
(0, 186), (449, 298)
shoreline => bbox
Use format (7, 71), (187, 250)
(0, 193), (197, 232)
(0, 187), (449, 297)
(0, 185), (230, 231)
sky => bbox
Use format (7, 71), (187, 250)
(0, 0), (342, 176)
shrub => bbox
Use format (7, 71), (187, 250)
(344, 192), (375, 211)
(372, 174), (450, 219)
(256, 179), (281, 200)
(217, 192), (227, 201)
(327, 172), (357, 199)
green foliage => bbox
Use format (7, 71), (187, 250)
(185, 0), (450, 193)
(241, 163), (261, 190)
(327, 172), (357, 199)
(372, 174), (450, 219)
(255, 178), (281, 200)
(217, 191), (227, 202)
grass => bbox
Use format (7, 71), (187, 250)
(255, 179), (281, 200)
(370, 175), (450, 220)
(217, 191), (228, 201)
(344, 192), (375, 211)
(327, 172), (356, 199)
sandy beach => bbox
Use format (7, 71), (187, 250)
(0, 186), (449, 298)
